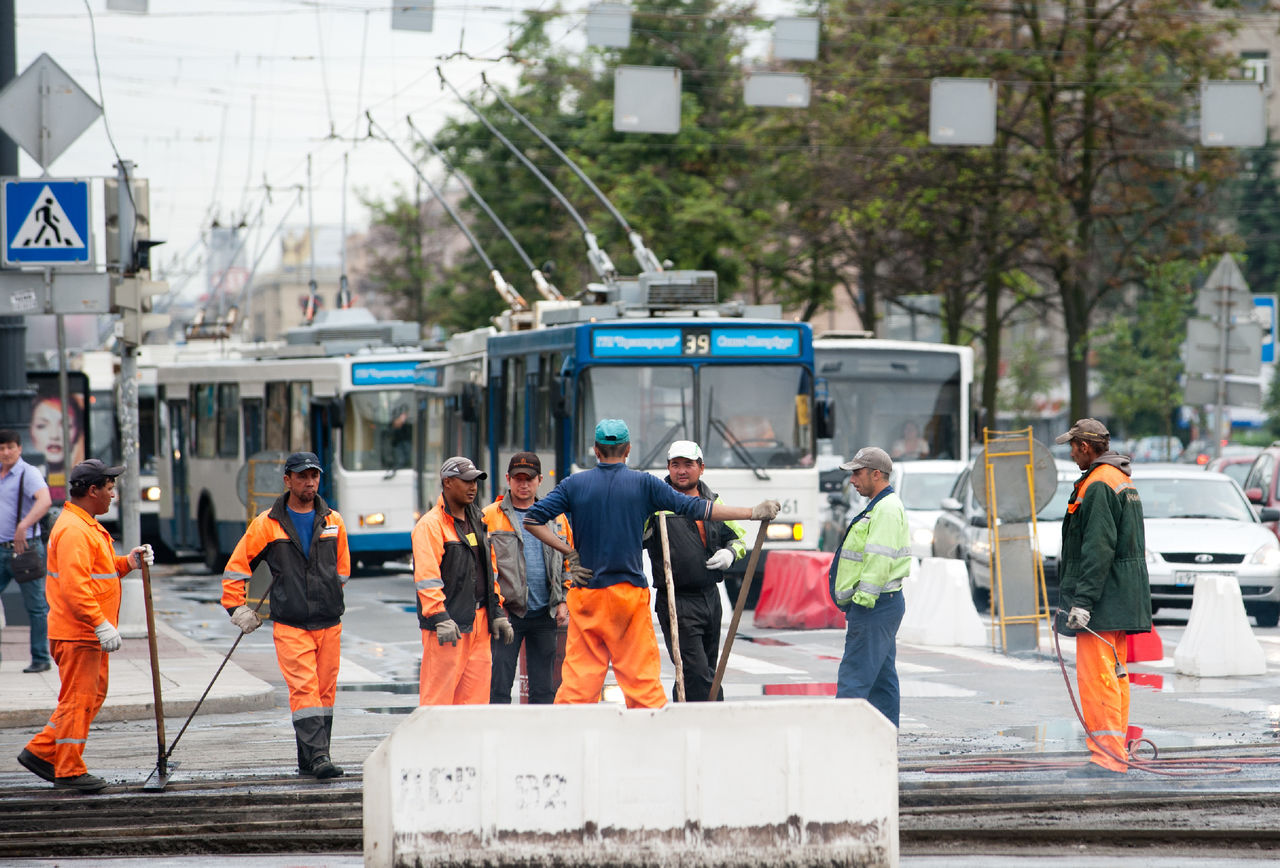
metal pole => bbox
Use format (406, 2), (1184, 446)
(0, 0), (33, 436)
(54, 306), (73, 476)
(1216, 282), (1229, 460)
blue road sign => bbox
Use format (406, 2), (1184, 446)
(2, 178), (91, 266)
(1256, 295), (1277, 364)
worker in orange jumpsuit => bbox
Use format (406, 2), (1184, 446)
(18, 459), (153, 793)
(222, 452), (350, 780)
(411, 456), (513, 706)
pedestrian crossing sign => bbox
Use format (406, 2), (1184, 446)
(2, 178), (92, 267)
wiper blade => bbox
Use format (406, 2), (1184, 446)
(708, 416), (770, 481)
(636, 421), (685, 469)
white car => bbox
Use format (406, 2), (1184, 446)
(823, 459), (965, 557)
(1133, 466), (1280, 627)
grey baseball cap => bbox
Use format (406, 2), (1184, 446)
(839, 446), (892, 474)
(440, 456), (486, 482)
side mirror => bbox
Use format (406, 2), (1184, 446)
(827, 493), (849, 510)
(1246, 487), (1265, 504)
(1260, 507), (1280, 523)
(814, 398), (834, 440)
(940, 496), (962, 512)
(969, 514), (989, 528)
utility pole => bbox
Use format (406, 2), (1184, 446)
(0, 0), (33, 433)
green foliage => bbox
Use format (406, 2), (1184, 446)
(1234, 141), (1280, 299)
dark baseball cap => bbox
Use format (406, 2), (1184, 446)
(69, 458), (126, 486)
(441, 456), (486, 482)
(284, 451), (324, 474)
(1054, 418), (1109, 445)
(507, 452), (541, 477)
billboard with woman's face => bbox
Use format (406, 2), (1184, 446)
(26, 373), (89, 504)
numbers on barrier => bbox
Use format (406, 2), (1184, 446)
(514, 773), (568, 811)
(427, 765), (476, 803)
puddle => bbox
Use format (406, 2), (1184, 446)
(762, 683), (836, 696)
(356, 706), (415, 715)
(338, 682), (418, 694)
(1129, 672), (1165, 689)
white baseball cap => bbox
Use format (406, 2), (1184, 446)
(667, 440), (703, 462)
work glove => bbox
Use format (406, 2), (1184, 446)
(1066, 607), (1091, 630)
(127, 544), (155, 570)
(705, 548), (735, 571)
(750, 500), (782, 521)
(491, 616), (514, 645)
(565, 550), (594, 588)
(436, 618), (461, 646)
(94, 621), (123, 653)
(852, 590), (878, 610)
(230, 604), (263, 635)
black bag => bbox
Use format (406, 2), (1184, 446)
(10, 469), (45, 584)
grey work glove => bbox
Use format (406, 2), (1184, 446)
(491, 616), (514, 645)
(231, 604), (263, 635)
(436, 618), (461, 646)
(1066, 607), (1091, 630)
(94, 621), (123, 653)
(705, 548), (735, 571)
(750, 500), (782, 521)
(565, 550), (594, 588)
(127, 544), (155, 570)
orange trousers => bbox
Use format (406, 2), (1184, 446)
(24, 640), (109, 778)
(1076, 630), (1130, 772)
(419, 608), (491, 706)
(273, 622), (342, 713)
(555, 584), (667, 708)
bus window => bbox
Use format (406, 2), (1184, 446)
(342, 390), (414, 471)
(242, 398), (264, 458)
(217, 384), (240, 458)
(289, 382), (311, 452)
(534, 353), (560, 451)
(699, 365), (813, 469)
(417, 394), (446, 511)
(192, 384), (217, 459)
(577, 365), (694, 469)
(265, 382), (289, 451)
(503, 358), (525, 450)
(139, 390), (158, 473)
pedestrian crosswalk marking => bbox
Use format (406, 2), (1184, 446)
(10, 185), (85, 250)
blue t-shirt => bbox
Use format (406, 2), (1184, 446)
(514, 505), (549, 612)
(288, 507), (316, 556)
(524, 462), (712, 589)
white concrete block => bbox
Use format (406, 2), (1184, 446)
(1173, 574), (1266, 677)
(364, 700), (898, 867)
(898, 557), (986, 647)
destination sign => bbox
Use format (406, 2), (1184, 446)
(351, 360), (421, 386)
(591, 326), (801, 359)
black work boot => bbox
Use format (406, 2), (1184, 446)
(293, 715), (328, 775)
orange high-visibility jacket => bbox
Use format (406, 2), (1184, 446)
(411, 494), (503, 633)
(46, 502), (132, 641)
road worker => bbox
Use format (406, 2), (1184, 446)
(484, 452), (573, 704)
(18, 459), (153, 793)
(222, 452), (349, 780)
(412, 456), (513, 706)
(643, 440), (746, 702)
(522, 420), (779, 708)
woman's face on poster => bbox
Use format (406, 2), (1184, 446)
(30, 399), (77, 465)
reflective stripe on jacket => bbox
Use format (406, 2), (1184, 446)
(221, 493), (350, 630)
(828, 489), (910, 611)
(46, 502), (132, 640)
(482, 493), (572, 618)
(411, 494), (503, 633)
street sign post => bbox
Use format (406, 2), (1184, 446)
(1, 179), (92, 266)
(0, 54), (101, 171)
(1184, 376), (1262, 408)
(1256, 295), (1277, 364)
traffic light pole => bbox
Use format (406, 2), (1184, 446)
(0, 0), (32, 434)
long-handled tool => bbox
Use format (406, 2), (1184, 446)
(709, 520), (769, 701)
(140, 562), (174, 791)
(657, 513), (685, 702)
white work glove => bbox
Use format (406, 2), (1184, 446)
(94, 621), (123, 653)
(705, 548), (735, 571)
(436, 618), (461, 646)
(491, 616), (514, 645)
(565, 550), (593, 588)
(1066, 607), (1091, 630)
(127, 544), (155, 570)
(750, 500), (781, 521)
(230, 604), (263, 635)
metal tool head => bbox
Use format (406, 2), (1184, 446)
(141, 759), (179, 792)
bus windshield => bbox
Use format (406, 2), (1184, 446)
(577, 366), (695, 468)
(342, 389), (414, 472)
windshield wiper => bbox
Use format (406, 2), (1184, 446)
(636, 421), (686, 470)
(1168, 513), (1229, 520)
(708, 416), (770, 481)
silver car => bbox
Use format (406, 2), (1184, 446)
(1133, 466), (1280, 627)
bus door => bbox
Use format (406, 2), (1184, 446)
(167, 399), (192, 547)
(310, 398), (337, 505)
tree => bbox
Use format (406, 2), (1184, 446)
(1234, 139), (1280, 299)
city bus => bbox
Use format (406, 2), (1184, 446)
(157, 345), (443, 572)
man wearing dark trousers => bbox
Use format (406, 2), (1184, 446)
(484, 452), (573, 704)
(644, 440), (746, 701)
(222, 451), (350, 780)
(0, 429), (53, 672)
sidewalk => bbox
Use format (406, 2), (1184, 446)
(0, 621), (274, 729)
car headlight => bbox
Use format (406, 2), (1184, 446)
(911, 527), (934, 548)
(1145, 547), (1163, 565)
(970, 537), (990, 559)
(142, 485), (161, 502)
(361, 512), (386, 527)
(1250, 541), (1280, 567)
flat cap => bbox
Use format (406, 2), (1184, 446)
(1054, 418), (1109, 445)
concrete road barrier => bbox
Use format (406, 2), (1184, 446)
(1173, 575), (1265, 677)
(898, 557), (985, 647)
(364, 700), (898, 867)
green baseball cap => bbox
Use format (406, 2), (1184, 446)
(594, 418), (630, 445)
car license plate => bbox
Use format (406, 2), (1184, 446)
(1174, 570), (1233, 587)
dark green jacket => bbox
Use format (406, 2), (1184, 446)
(1058, 452), (1152, 634)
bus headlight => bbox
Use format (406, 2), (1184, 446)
(361, 512), (386, 527)
(765, 522), (802, 542)
(142, 486), (161, 502)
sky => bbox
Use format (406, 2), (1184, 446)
(12, 1), (799, 304)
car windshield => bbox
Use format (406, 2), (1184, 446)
(898, 471), (960, 510)
(1216, 462), (1251, 487)
(1133, 476), (1256, 522)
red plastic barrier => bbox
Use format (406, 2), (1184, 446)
(1126, 628), (1164, 663)
(753, 551), (846, 630)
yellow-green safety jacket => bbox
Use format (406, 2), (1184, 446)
(827, 486), (911, 610)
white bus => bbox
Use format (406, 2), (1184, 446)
(157, 346), (442, 572)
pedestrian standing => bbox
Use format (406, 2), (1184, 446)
(0, 429), (53, 672)
(222, 452), (349, 780)
(643, 440), (746, 702)
(828, 446), (910, 726)
(1056, 418), (1151, 778)
(412, 456), (513, 706)
(17, 459), (153, 793)
(522, 420), (779, 708)
(484, 452), (573, 704)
